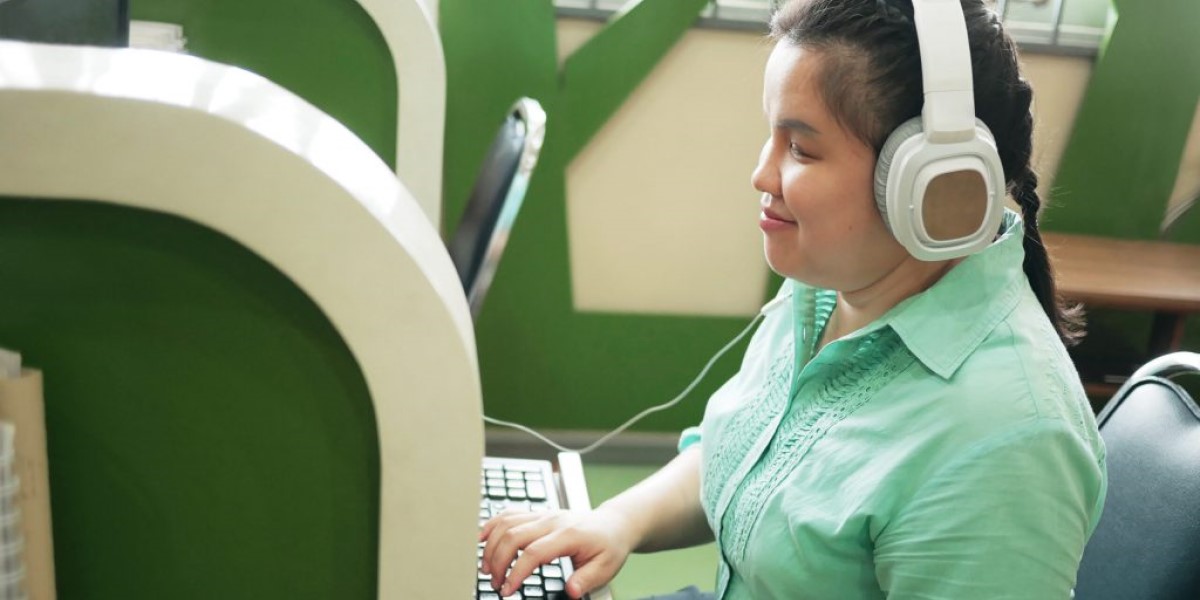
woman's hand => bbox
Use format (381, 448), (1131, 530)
(478, 447), (709, 598)
(479, 506), (638, 599)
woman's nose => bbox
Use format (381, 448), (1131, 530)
(751, 139), (779, 196)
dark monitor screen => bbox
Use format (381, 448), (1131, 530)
(0, 0), (129, 47)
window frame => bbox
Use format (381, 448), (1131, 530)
(553, 0), (1106, 57)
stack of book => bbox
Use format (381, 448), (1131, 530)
(0, 422), (24, 600)
(0, 348), (54, 600)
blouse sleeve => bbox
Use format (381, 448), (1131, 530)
(677, 425), (702, 453)
(874, 419), (1106, 600)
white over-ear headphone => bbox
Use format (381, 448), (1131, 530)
(873, 0), (1006, 261)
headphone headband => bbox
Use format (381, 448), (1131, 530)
(873, 0), (1006, 261)
(912, 0), (976, 142)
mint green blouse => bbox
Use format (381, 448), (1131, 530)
(680, 211), (1107, 599)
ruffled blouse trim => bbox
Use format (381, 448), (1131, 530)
(713, 331), (913, 567)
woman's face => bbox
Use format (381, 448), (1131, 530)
(753, 41), (910, 292)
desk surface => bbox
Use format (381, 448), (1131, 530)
(1043, 233), (1200, 314)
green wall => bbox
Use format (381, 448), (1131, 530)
(440, 0), (771, 434)
(0, 200), (378, 599)
(1050, 0), (1200, 240)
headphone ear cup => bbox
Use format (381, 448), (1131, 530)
(873, 117), (925, 232)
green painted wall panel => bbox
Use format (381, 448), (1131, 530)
(1048, 0), (1200, 239)
(131, 0), (398, 166)
(439, 0), (559, 237)
(0, 199), (378, 599)
(441, 0), (762, 432)
(561, 0), (709, 160)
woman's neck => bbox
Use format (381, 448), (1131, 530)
(821, 256), (959, 346)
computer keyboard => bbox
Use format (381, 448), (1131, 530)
(476, 457), (574, 600)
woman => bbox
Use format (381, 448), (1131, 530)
(480, 1), (1107, 598)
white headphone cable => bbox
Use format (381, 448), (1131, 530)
(482, 294), (790, 455)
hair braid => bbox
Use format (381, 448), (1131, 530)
(1011, 156), (1086, 346)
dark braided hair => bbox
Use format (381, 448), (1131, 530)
(771, 0), (1084, 345)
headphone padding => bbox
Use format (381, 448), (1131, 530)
(873, 117), (925, 231)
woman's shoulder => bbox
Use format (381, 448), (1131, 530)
(910, 289), (1099, 453)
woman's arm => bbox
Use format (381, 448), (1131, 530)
(598, 443), (711, 552)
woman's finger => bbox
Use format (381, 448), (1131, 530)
(565, 553), (621, 600)
(500, 531), (581, 598)
(479, 508), (535, 543)
(485, 517), (559, 591)
(479, 511), (539, 575)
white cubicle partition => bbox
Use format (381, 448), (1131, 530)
(0, 41), (480, 599)
(355, 0), (446, 231)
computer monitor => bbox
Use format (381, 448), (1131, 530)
(447, 97), (547, 319)
(0, 0), (129, 47)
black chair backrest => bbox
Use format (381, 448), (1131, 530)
(447, 97), (545, 319)
(1075, 352), (1200, 600)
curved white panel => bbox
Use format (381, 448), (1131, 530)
(0, 41), (480, 599)
(355, 0), (446, 231)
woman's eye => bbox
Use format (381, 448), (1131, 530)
(788, 141), (807, 159)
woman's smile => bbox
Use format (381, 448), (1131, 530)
(759, 208), (796, 232)
(759, 194), (796, 231)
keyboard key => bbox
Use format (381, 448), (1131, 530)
(544, 577), (565, 592)
(479, 594), (500, 600)
(523, 575), (542, 586)
(478, 581), (495, 592)
(526, 484), (547, 500)
(524, 586), (546, 597)
(541, 565), (563, 579)
(487, 487), (508, 500)
(485, 469), (504, 479)
(507, 488), (528, 501)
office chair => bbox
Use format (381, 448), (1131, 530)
(447, 97), (546, 319)
(1074, 351), (1200, 600)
